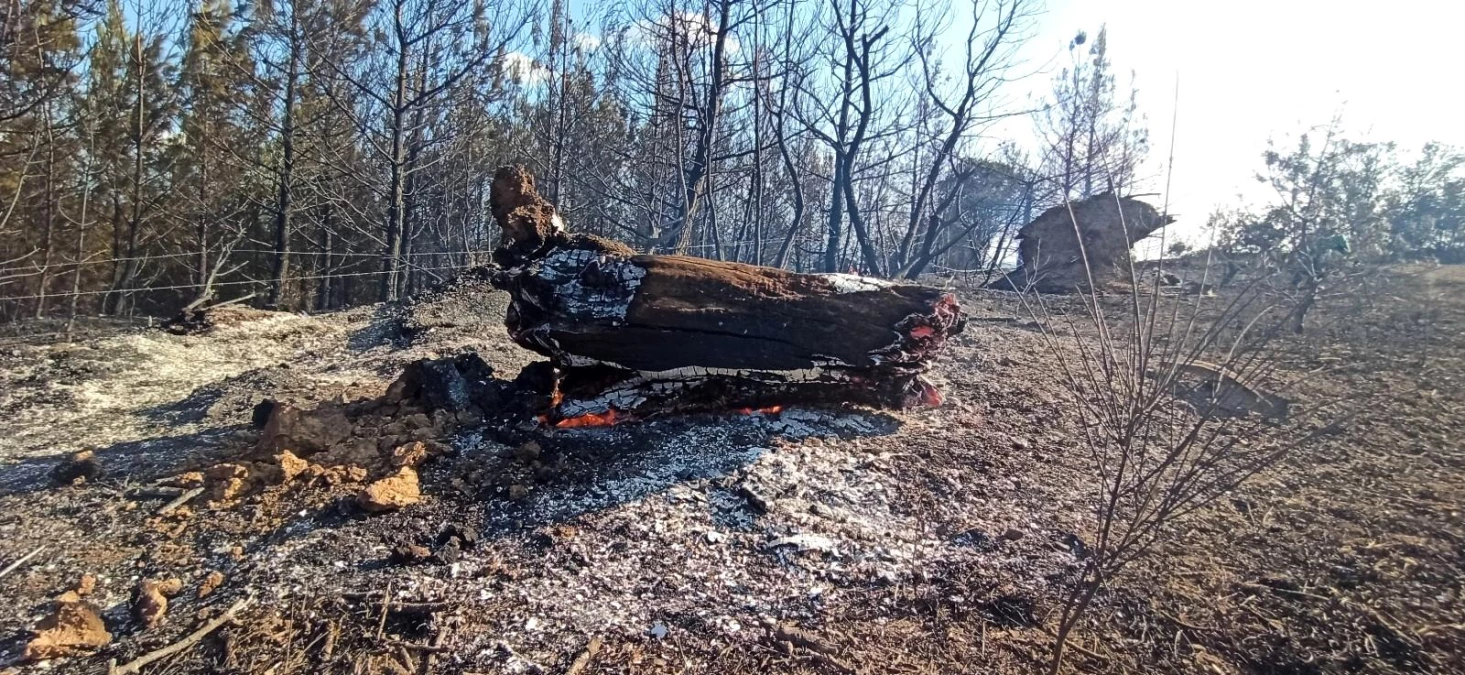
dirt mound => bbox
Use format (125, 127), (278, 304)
(993, 193), (1173, 293)
(24, 600), (112, 661)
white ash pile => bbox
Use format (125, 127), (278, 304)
(138, 347), (897, 520)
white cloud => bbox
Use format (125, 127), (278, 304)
(573, 32), (601, 54)
(501, 51), (550, 86)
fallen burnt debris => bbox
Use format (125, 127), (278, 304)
(993, 192), (1173, 294)
(485, 165), (967, 424)
(160, 303), (282, 336)
(196, 354), (515, 512)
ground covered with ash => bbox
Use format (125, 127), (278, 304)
(0, 268), (1462, 674)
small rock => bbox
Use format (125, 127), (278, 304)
(455, 408), (484, 425)
(391, 441), (429, 468)
(389, 544), (432, 565)
(1010, 437), (1031, 450)
(275, 450), (309, 482)
(50, 450), (102, 485)
(133, 578), (184, 628)
(738, 484), (772, 514)
(74, 574), (97, 597)
(952, 529), (994, 550)
(24, 600), (111, 661)
(198, 571), (225, 598)
(433, 539), (462, 565)
(357, 467), (421, 513)
(1001, 528), (1026, 541)
(438, 523), (479, 549)
(512, 441), (542, 464)
(507, 484), (530, 501)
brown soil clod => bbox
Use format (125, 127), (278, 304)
(25, 600), (112, 661)
(389, 544), (432, 565)
(357, 467), (421, 513)
(132, 578), (184, 628)
(197, 571), (225, 598)
(56, 573), (99, 603)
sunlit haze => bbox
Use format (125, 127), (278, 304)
(990, 0), (1465, 244)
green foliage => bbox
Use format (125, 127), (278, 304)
(1222, 128), (1465, 265)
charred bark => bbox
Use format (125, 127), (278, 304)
(486, 166), (966, 423)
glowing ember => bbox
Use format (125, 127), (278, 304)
(735, 405), (784, 416)
(909, 325), (935, 339)
(554, 409), (621, 428)
(917, 381), (944, 407)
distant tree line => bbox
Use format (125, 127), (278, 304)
(1, 0), (1153, 320)
(1216, 125), (1465, 266)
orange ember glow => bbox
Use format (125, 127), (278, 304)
(909, 325), (935, 339)
(735, 405), (784, 416)
(554, 408), (621, 428)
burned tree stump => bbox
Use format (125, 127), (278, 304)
(486, 165), (966, 423)
(991, 193), (1173, 294)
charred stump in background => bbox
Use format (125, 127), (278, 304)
(992, 193), (1173, 294)
(485, 165), (967, 423)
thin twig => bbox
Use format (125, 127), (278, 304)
(157, 487), (204, 514)
(0, 545), (46, 580)
(375, 582), (394, 643)
(107, 597), (251, 675)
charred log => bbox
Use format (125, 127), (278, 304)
(485, 165), (967, 422)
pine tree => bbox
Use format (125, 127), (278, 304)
(175, 0), (255, 302)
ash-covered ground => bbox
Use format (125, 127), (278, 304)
(1, 269), (1462, 675)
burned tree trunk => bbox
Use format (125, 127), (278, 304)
(487, 166), (966, 423)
